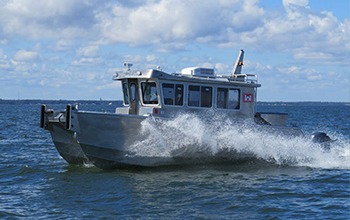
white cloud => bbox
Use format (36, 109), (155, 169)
(283, 0), (308, 7)
(198, 62), (214, 68)
(10, 59), (19, 65)
(0, 60), (11, 69)
(0, 0), (98, 39)
(215, 63), (230, 74)
(146, 54), (156, 62)
(31, 43), (41, 52)
(122, 54), (144, 63)
(48, 55), (62, 63)
(276, 66), (319, 76)
(307, 74), (322, 81)
(96, 0), (247, 46)
(0, 39), (9, 45)
(50, 39), (75, 51)
(76, 46), (100, 57)
(0, 0), (348, 101)
(85, 73), (96, 81)
(309, 11), (338, 34)
(71, 57), (104, 66)
(153, 43), (187, 53)
(97, 82), (119, 90)
(14, 62), (32, 72)
(107, 67), (124, 75)
(294, 52), (332, 60)
(231, 0), (264, 32)
(0, 0), (347, 63)
(13, 50), (39, 61)
(181, 57), (209, 64)
(0, 49), (3, 58)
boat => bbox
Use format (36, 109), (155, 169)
(40, 50), (332, 169)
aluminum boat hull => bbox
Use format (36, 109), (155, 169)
(72, 111), (304, 169)
(50, 123), (89, 164)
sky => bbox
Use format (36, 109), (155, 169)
(0, 0), (349, 101)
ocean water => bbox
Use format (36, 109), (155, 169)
(0, 101), (349, 219)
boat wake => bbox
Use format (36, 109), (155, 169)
(129, 113), (350, 169)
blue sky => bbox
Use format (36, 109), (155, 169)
(0, 0), (349, 101)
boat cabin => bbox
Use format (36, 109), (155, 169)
(113, 66), (261, 121)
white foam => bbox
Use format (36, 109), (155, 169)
(129, 113), (350, 169)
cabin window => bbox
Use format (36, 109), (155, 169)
(175, 84), (184, 106)
(188, 85), (212, 108)
(130, 83), (136, 101)
(162, 83), (184, 106)
(122, 82), (129, 105)
(141, 82), (158, 105)
(217, 88), (240, 109)
(162, 83), (174, 105)
(201, 86), (212, 107)
(188, 85), (200, 107)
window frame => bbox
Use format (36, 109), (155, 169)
(187, 84), (213, 108)
(216, 87), (241, 110)
(140, 81), (159, 105)
(130, 83), (136, 101)
(122, 81), (129, 106)
(161, 82), (184, 107)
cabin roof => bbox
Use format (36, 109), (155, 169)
(113, 69), (261, 88)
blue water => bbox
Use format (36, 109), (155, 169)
(1, 101), (349, 219)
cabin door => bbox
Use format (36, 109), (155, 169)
(128, 78), (138, 115)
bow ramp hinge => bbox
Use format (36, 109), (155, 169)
(65, 104), (80, 132)
(65, 104), (72, 130)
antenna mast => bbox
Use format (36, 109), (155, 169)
(231, 49), (244, 77)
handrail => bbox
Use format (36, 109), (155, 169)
(231, 74), (258, 83)
(246, 74), (258, 83)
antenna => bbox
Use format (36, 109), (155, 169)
(124, 63), (133, 71)
(231, 49), (244, 76)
